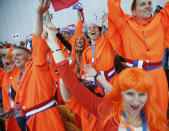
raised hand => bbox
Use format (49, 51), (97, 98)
(34, 0), (51, 35)
(81, 64), (97, 78)
(42, 22), (60, 51)
(100, 13), (108, 26)
(36, 0), (51, 15)
(43, 22), (65, 63)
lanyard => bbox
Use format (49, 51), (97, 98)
(67, 48), (71, 56)
(91, 44), (95, 66)
(18, 69), (25, 81)
(9, 69), (25, 107)
(122, 110), (147, 131)
(90, 44), (106, 94)
(47, 54), (50, 64)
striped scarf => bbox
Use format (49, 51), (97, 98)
(75, 45), (86, 78)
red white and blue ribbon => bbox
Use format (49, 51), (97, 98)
(126, 59), (162, 71)
(25, 97), (57, 118)
(72, 2), (84, 22)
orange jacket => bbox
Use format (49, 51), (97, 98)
(13, 35), (65, 131)
(70, 21), (90, 74)
(108, 0), (169, 114)
(66, 97), (97, 131)
(0, 67), (20, 131)
(80, 33), (116, 94)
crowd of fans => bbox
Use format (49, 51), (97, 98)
(0, 0), (169, 131)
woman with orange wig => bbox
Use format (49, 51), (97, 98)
(43, 22), (168, 131)
(71, 34), (89, 78)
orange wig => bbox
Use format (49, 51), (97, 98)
(71, 34), (89, 65)
(98, 67), (168, 131)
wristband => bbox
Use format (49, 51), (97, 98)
(94, 72), (100, 79)
(52, 49), (61, 53)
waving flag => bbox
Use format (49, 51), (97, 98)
(72, 1), (83, 10)
(72, 2), (84, 22)
(51, 0), (79, 11)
